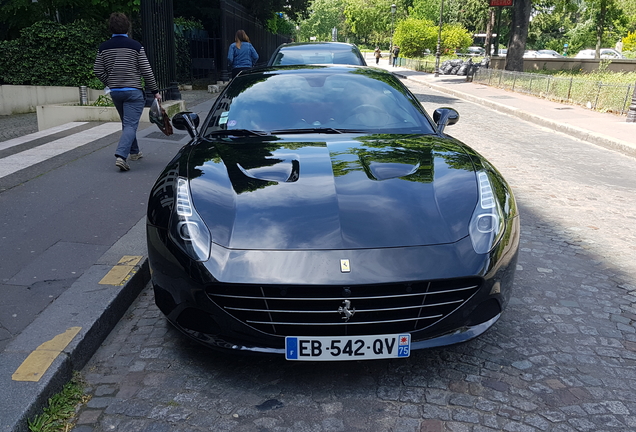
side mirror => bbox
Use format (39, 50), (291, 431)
(172, 112), (200, 138)
(433, 108), (460, 134)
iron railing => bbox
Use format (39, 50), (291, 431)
(141, 0), (179, 101)
(474, 68), (634, 116)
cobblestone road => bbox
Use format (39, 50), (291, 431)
(72, 82), (636, 432)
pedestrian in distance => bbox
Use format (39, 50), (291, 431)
(94, 12), (161, 172)
(228, 30), (259, 79)
(392, 45), (400, 67)
(374, 46), (382, 65)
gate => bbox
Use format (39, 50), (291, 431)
(190, 37), (221, 82)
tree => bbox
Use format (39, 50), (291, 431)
(343, 0), (397, 45)
(505, 0), (531, 71)
(617, 0), (636, 31)
(297, 0), (344, 41)
(238, 0), (312, 22)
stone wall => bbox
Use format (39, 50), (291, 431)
(489, 57), (636, 73)
(0, 85), (103, 116)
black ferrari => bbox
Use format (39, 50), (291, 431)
(146, 65), (520, 361)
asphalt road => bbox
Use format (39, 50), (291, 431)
(69, 79), (636, 432)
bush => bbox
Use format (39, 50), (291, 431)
(623, 32), (636, 52)
(393, 18), (472, 57)
(441, 23), (472, 53)
(0, 20), (107, 88)
(393, 18), (438, 57)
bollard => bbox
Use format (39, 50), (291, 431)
(79, 86), (88, 106)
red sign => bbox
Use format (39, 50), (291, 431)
(490, 0), (513, 6)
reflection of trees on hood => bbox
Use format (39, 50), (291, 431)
(187, 138), (319, 195)
(330, 135), (475, 182)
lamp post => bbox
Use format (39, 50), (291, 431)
(434, 0), (444, 77)
(390, 4), (396, 65)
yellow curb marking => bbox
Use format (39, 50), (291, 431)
(12, 326), (82, 382)
(98, 255), (142, 285)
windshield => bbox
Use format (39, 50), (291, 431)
(271, 45), (364, 66)
(204, 68), (435, 137)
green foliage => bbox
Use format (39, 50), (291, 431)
(92, 94), (114, 106)
(410, 0), (490, 34)
(297, 0), (344, 41)
(175, 32), (192, 84)
(623, 31), (636, 50)
(393, 18), (471, 56)
(441, 23), (472, 51)
(28, 372), (89, 432)
(393, 18), (437, 56)
(0, 20), (107, 87)
(266, 13), (295, 35)
(0, 0), (139, 40)
(237, 0), (312, 22)
(343, 0), (396, 45)
(174, 17), (205, 31)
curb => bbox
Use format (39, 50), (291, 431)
(392, 71), (636, 158)
(0, 217), (150, 432)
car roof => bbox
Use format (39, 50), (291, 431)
(245, 64), (386, 77)
(275, 42), (361, 51)
(268, 42), (367, 67)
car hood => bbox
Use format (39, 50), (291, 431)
(187, 134), (479, 250)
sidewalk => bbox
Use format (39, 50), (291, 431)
(0, 92), (217, 432)
(373, 59), (636, 157)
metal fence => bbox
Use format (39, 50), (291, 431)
(395, 57), (436, 73)
(474, 68), (634, 116)
(141, 0), (178, 100)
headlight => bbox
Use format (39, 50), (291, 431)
(469, 172), (505, 254)
(168, 177), (211, 261)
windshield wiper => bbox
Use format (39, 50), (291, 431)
(270, 128), (365, 135)
(209, 129), (269, 137)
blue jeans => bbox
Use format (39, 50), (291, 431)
(110, 89), (144, 158)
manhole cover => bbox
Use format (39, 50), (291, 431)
(145, 132), (188, 141)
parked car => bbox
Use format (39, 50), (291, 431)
(575, 48), (625, 59)
(535, 49), (564, 58)
(464, 46), (486, 56)
(523, 50), (538, 58)
(267, 42), (367, 66)
(148, 65), (520, 360)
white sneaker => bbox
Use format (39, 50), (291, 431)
(115, 157), (130, 171)
(130, 152), (143, 161)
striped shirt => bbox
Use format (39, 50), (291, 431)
(94, 35), (159, 94)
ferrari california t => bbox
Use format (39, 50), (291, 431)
(147, 65), (520, 361)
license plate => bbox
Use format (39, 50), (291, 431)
(285, 334), (410, 361)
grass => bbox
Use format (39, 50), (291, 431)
(28, 372), (91, 432)
(527, 61), (636, 85)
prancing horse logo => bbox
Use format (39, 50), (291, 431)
(338, 299), (355, 321)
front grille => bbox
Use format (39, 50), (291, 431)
(205, 278), (482, 337)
